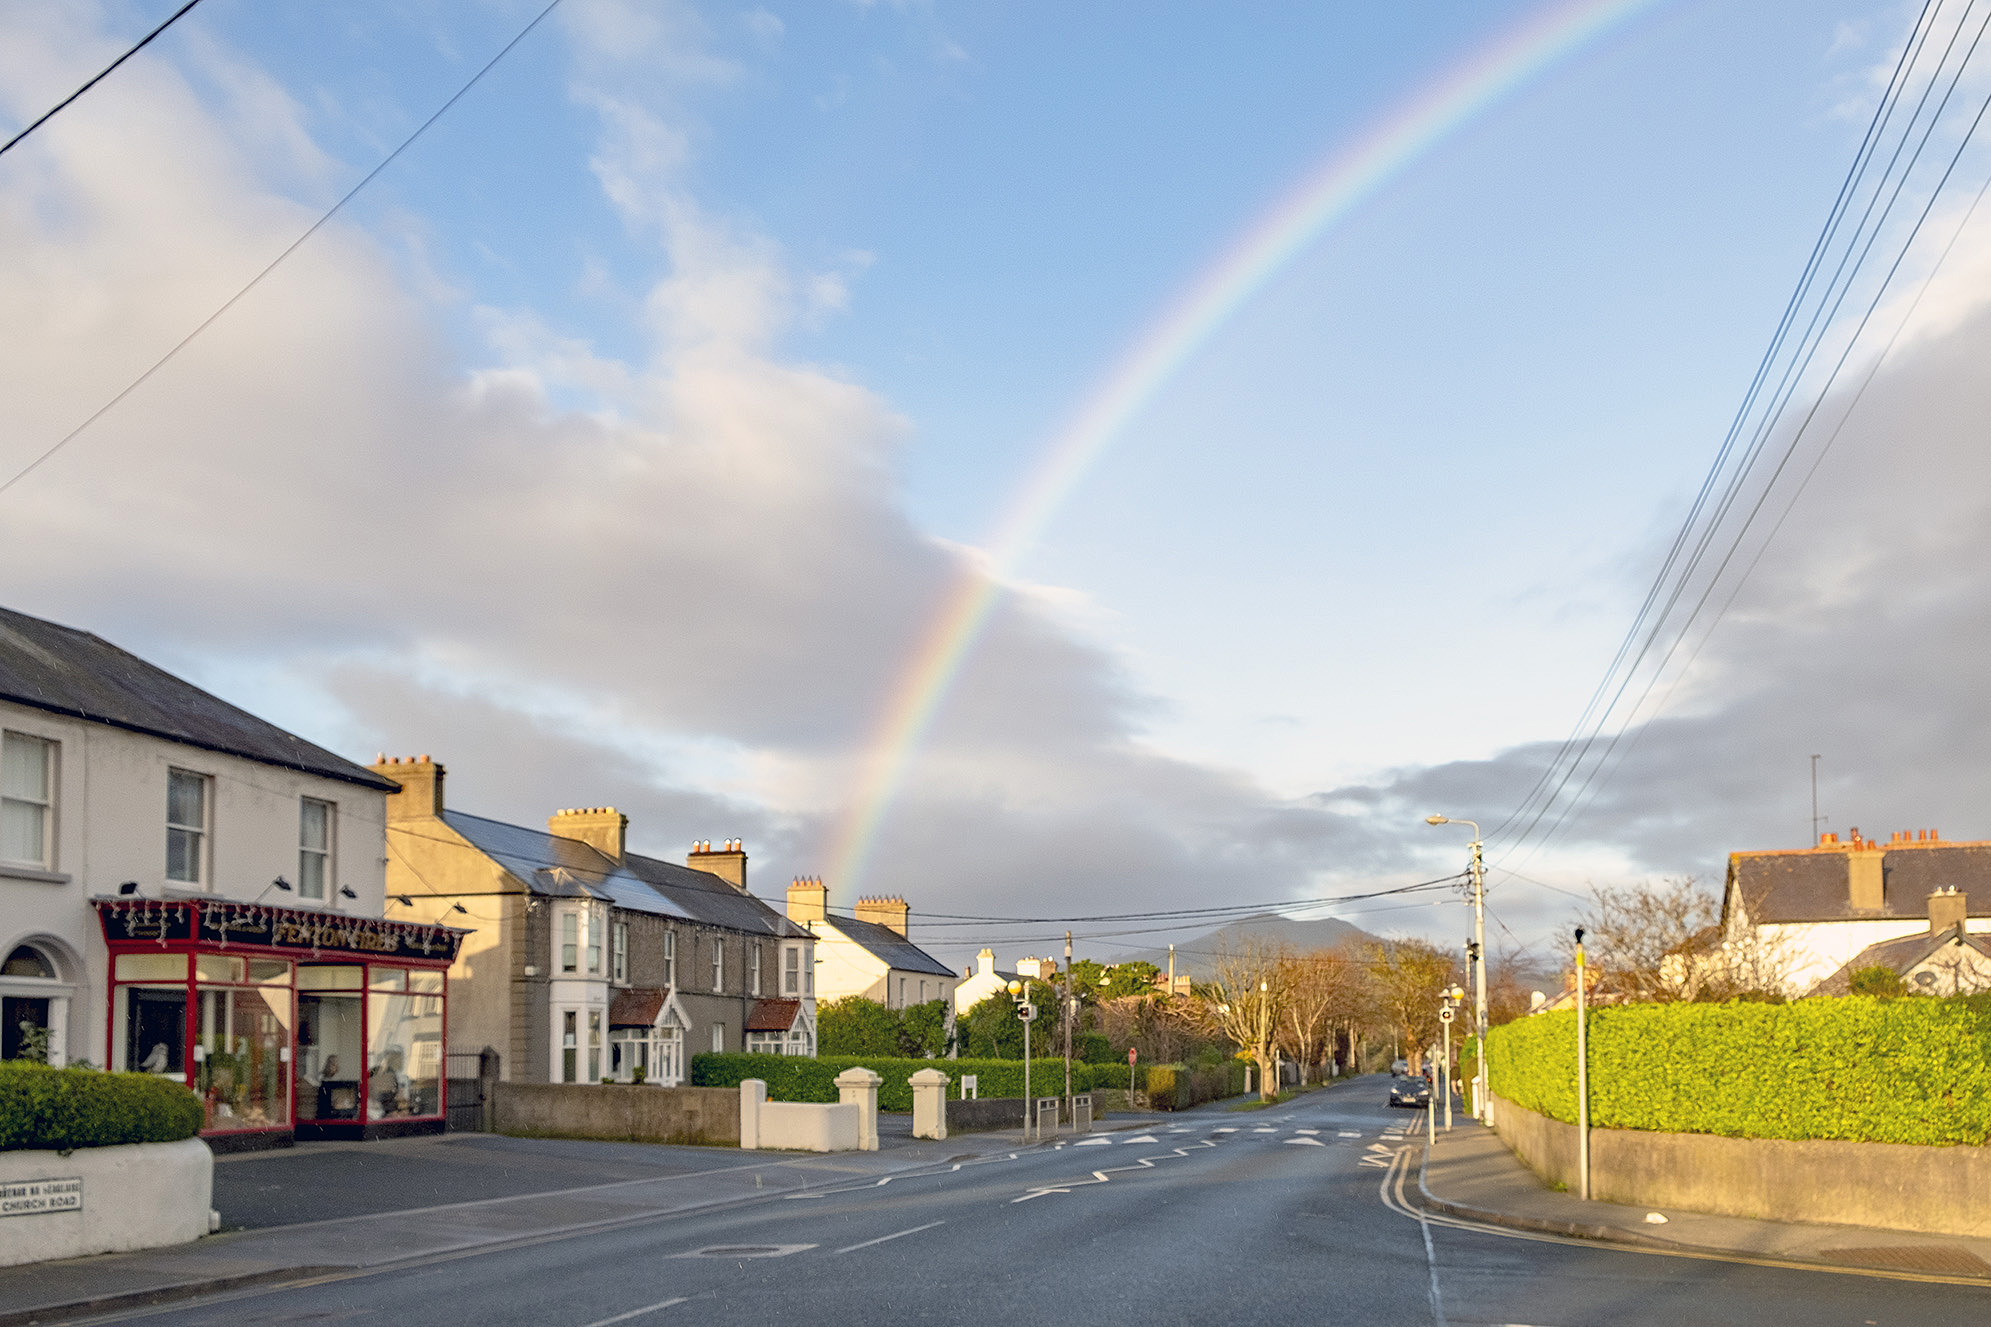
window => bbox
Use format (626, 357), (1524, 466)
(710, 938), (723, 992)
(662, 930), (676, 986)
(562, 1011), (578, 1082)
(166, 769), (209, 885)
(587, 1010), (602, 1082)
(561, 913), (578, 974)
(783, 946), (800, 995)
(299, 799), (332, 901)
(586, 913), (601, 976)
(748, 945), (762, 996)
(711, 1023), (725, 1054)
(897, 976), (906, 1008)
(611, 922), (628, 984)
(1, 732), (53, 868)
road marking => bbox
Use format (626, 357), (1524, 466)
(672, 1244), (815, 1260)
(580, 1297), (689, 1327)
(834, 1221), (946, 1254)
(1284, 1137), (1326, 1146)
(1292, 1128), (1319, 1135)
(1251, 1127), (1277, 1133)
(1120, 1134), (1159, 1143)
(1012, 1139), (1219, 1202)
(1073, 1137), (1113, 1146)
(1339, 1131), (1363, 1138)
(1212, 1127), (1238, 1133)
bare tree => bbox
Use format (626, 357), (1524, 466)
(1363, 938), (1459, 1075)
(1276, 951), (1363, 1083)
(1564, 878), (1797, 1001)
(1206, 939), (1288, 1100)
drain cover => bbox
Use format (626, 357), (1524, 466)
(675, 1243), (816, 1260)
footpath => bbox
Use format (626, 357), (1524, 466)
(1415, 1121), (1991, 1283)
(0, 1116), (1093, 1327)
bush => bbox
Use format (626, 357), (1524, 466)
(1486, 995), (1991, 1145)
(691, 1054), (1092, 1111)
(1849, 966), (1907, 997)
(0, 1062), (204, 1151)
(1142, 1061), (1247, 1110)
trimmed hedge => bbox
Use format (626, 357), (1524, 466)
(0, 1062), (205, 1152)
(1486, 995), (1991, 1146)
(1144, 1062), (1247, 1110)
(691, 1054), (1093, 1112)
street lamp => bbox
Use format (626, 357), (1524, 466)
(1426, 815), (1488, 1124)
(1574, 926), (1590, 1201)
(1007, 979), (1037, 1140)
(1438, 984), (1463, 1131)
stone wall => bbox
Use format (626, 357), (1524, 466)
(948, 1096), (1025, 1133)
(1491, 1093), (1991, 1238)
(493, 1082), (739, 1145)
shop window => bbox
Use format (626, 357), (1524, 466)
(369, 968), (407, 991)
(196, 984), (293, 1131)
(297, 965), (364, 990)
(196, 955), (245, 984)
(299, 798), (333, 901)
(611, 922), (628, 984)
(407, 970), (443, 994)
(1, 732), (53, 868)
(368, 991), (442, 1119)
(298, 990), (362, 1120)
(124, 986), (188, 1077)
(783, 946), (799, 995)
(116, 953), (186, 982)
(587, 1010), (602, 1082)
(561, 913), (578, 974)
(562, 1011), (577, 1082)
(166, 769), (209, 885)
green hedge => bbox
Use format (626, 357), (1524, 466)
(1486, 996), (1991, 1146)
(0, 1063), (205, 1152)
(1144, 1061), (1247, 1110)
(691, 1054), (1094, 1111)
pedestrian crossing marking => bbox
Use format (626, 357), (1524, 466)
(1284, 1137), (1326, 1146)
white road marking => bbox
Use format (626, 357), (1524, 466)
(1251, 1127), (1277, 1133)
(1339, 1131), (1363, 1138)
(1212, 1127), (1238, 1133)
(1012, 1139), (1219, 1203)
(1292, 1128), (1319, 1135)
(1284, 1137), (1326, 1146)
(833, 1221), (946, 1254)
(1120, 1135), (1159, 1143)
(1073, 1137), (1113, 1146)
(672, 1243), (815, 1260)
(580, 1296), (689, 1326)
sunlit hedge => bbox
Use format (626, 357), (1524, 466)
(0, 1062), (205, 1151)
(1486, 995), (1991, 1145)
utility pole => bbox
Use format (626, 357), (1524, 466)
(1426, 816), (1487, 1123)
(1574, 927), (1590, 1202)
(1167, 943), (1176, 995)
(1063, 930), (1074, 1109)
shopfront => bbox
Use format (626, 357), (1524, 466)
(94, 898), (465, 1150)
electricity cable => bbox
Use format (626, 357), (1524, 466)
(0, 0), (206, 159)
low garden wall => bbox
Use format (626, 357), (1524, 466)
(948, 1096), (1024, 1133)
(0, 1064), (210, 1267)
(492, 1082), (739, 1145)
(1491, 1093), (1991, 1238)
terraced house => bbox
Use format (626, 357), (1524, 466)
(374, 756), (816, 1086)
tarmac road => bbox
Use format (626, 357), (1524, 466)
(105, 1084), (1991, 1327)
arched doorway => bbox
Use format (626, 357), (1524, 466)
(1, 941), (72, 1065)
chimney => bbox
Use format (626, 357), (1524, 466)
(689, 839), (748, 892)
(1929, 886), (1968, 935)
(975, 947), (996, 978)
(549, 807), (626, 862)
(373, 754), (444, 821)
(854, 896), (910, 938)
(786, 875), (828, 925)
(1847, 830), (1886, 912)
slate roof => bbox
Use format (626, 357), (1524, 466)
(745, 998), (803, 1032)
(438, 810), (805, 937)
(826, 914), (956, 977)
(1726, 842), (1991, 924)
(0, 605), (393, 790)
(1811, 926), (1991, 995)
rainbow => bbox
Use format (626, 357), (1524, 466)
(823, 0), (1666, 890)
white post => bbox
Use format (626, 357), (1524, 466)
(834, 1067), (882, 1151)
(739, 1078), (766, 1151)
(910, 1067), (950, 1141)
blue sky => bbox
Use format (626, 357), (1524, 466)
(7, 0), (1984, 965)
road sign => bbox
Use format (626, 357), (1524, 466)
(1128, 1047), (1138, 1066)
(1439, 1007), (1455, 1023)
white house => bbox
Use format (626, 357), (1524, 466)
(784, 878), (958, 1011)
(0, 605), (464, 1150)
(1722, 827), (1991, 994)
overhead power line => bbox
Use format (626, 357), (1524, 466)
(0, 0), (206, 160)
(0, 0), (568, 502)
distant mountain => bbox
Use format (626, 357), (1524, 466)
(1113, 913), (1381, 981)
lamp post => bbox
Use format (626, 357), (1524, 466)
(1426, 815), (1488, 1123)
(1574, 927), (1590, 1201)
(1008, 980), (1037, 1140)
(1439, 984), (1462, 1131)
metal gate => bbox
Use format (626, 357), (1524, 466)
(445, 1048), (496, 1131)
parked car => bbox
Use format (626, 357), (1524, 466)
(1388, 1074), (1431, 1109)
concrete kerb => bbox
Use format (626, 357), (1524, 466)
(1409, 1133), (1991, 1285)
(0, 1136), (1028, 1327)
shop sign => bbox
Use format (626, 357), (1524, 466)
(0, 1178), (82, 1218)
(94, 899), (465, 962)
